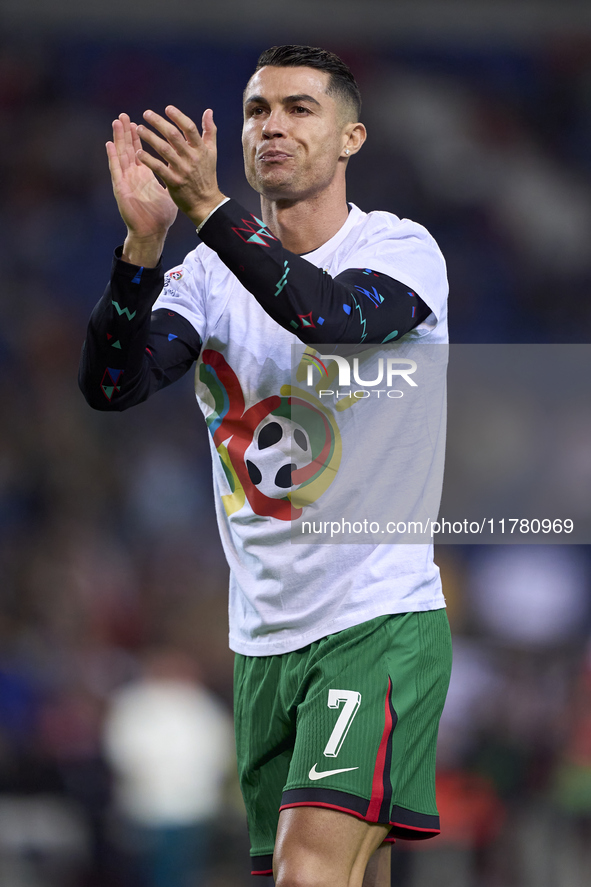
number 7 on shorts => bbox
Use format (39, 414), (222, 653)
(323, 689), (362, 757)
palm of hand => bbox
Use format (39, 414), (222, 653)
(117, 160), (178, 237)
(107, 114), (178, 239)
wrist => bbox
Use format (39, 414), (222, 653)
(187, 191), (227, 229)
(122, 233), (166, 268)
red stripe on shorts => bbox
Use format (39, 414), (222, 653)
(366, 676), (393, 821)
(279, 800), (368, 820)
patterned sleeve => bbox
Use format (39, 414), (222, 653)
(78, 248), (202, 411)
(196, 199), (431, 345)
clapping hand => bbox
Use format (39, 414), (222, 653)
(135, 106), (224, 228)
(107, 113), (178, 266)
(106, 107), (224, 267)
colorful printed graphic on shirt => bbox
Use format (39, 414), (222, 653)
(275, 261), (290, 296)
(100, 367), (123, 401)
(232, 214), (278, 247)
(199, 350), (341, 520)
(111, 300), (136, 321)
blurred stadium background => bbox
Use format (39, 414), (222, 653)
(1, 1), (591, 885)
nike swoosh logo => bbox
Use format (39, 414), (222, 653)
(308, 764), (359, 781)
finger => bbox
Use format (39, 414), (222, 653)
(130, 122), (143, 165)
(201, 109), (217, 150)
(113, 114), (139, 172)
(116, 114), (135, 165)
(136, 147), (176, 188)
(120, 113), (138, 166)
(142, 109), (192, 157)
(136, 122), (183, 168)
(105, 140), (123, 185)
(112, 119), (130, 172)
(165, 105), (202, 148)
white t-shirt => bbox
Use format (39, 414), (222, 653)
(154, 203), (449, 655)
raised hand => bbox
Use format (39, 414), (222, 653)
(106, 113), (178, 266)
(135, 106), (225, 228)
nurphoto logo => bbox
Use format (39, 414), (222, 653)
(305, 354), (418, 399)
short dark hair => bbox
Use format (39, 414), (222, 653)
(253, 45), (361, 121)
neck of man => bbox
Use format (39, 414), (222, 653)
(259, 177), (350, 255)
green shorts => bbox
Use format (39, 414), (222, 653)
(234, 609), (452, 875)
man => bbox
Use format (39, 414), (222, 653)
(103, 648), (233, 887)
(80, 45), (452, 887)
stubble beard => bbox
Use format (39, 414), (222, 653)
(246, 156), (338, 205)
(244, 156), (302, 202)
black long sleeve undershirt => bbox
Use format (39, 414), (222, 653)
(78, 248), (201, 411)
(79, 200), (431, 411)
(198, 199), (431, 346)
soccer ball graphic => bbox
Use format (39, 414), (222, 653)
(244, 415), (313, 499)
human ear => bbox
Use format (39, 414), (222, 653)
(342, 122), (366, 157)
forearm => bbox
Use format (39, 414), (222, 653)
(197, 200), (430, 344)
(79, 250), (199, 410)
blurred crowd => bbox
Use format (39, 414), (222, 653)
(1, 29), (591, 887)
